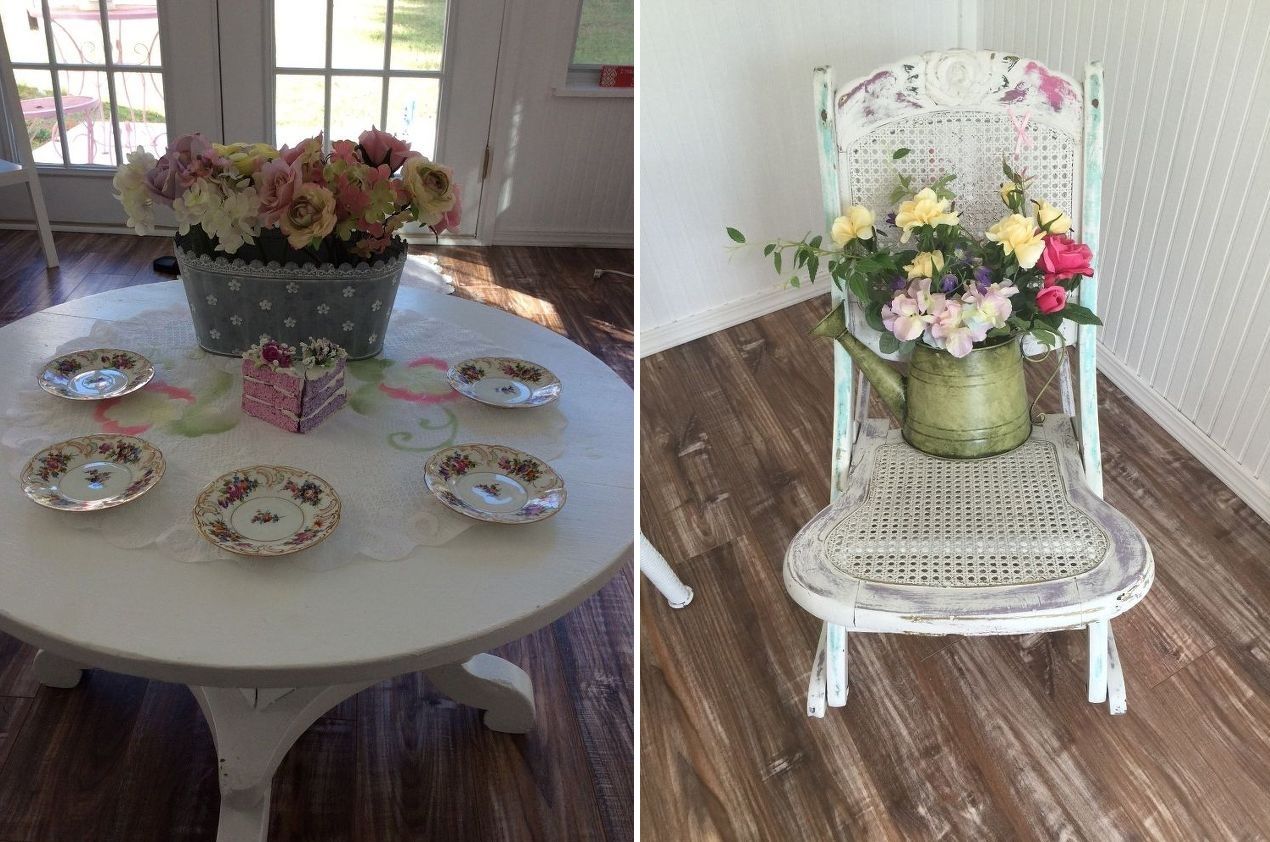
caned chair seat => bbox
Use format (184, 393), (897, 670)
(785, 417), (1153, 638)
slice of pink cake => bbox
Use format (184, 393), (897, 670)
(241, 337), (348, 433)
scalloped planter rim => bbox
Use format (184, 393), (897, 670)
(174, 244), (407, 360)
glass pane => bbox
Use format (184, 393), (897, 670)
(390, 0), (446, 71)
(112, 70), (166, 157)
(12, 69), (63, 164)
(273, 0), (326, 68)
(55, 68), (114, 165)
(46, 1), (108, 65)
(0, 4), (53, 64)
(385, 77), (439, 158)
(104, 0), (161, 66)
(571, 0), (633, 66)
(329, 75), (384, 145)
(330, 0), (387, 70)
(274, 74), (325, 148)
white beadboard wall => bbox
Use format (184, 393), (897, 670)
(639, 0), (973, 353)
(981, 0), (1270, 521)
(483, 0), (634, 247)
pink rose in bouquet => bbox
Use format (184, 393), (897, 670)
(144, 132), (219, 205)
(1035, 284), (1068, 314)
(281, 183), (337, 248)
(1040, 234), (1093, 286)
(254, 157), (303, 226)
(358, 127), (414, 172)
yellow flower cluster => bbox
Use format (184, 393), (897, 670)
(830, 205), (875, 246)
(985, 213), (1046, 269)
(895, 188), (959, 243)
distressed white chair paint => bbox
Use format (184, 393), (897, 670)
(640, 532), (694, 608)
(0, 283), (632, 841)
(0, 15), (58, 268)
(785, 50), (1153, 718)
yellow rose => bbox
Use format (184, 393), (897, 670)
(985, 213), (1046, 269)
(280, 182), (337, 249)
(214, 142), (279, 177)
(400, 156), (457, 225)
(1034, 199), (1071, 234)
(894, 187), (959, 243)
(904, 250), (945, 280)
(831, 205), (875, 246)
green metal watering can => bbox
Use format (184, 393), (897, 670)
(812, 302), (1032, 459)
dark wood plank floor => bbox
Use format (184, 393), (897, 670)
(0, 230), (633, 842)
(640, 295), (1270, 841)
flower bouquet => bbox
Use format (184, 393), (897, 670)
(731, 152), (1102, 458)
(113, 128), (461, 358)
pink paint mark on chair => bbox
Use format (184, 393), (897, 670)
(1026, 62), (1078, 111)
(1008, 107), (1034, 160)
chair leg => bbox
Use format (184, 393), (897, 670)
(638, 534), (693, 608)
(1087, 619), (1108, 704)
(826, 623), (848, 707)
(26, 176), (58, 268)
(807, 623), (827, 718)
(1106, 623), (1127, 715)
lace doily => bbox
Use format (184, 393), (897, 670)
(2, 305), (567, 570)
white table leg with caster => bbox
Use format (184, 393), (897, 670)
(32, 649), (85, 688)
(639, 533), (694, 608)
(190, 681), (376, 842)
(425, 654), (536, 733)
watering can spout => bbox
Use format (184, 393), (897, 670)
(811, 302), (907, 422)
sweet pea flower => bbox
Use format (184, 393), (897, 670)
(830, 205), (875, 246)
(254, 157), (303, 226)
(894, 187), (959, 243)
(358, 127), (414, 172)
(961, 282), (1018, 331)
(973, 264), (994, 291)
(904, 249), (945, 280)
(985, 213), (1046, 269)
(927, 300), (986, 358)
(1039, 234), (1094, 286)
(881, 278), (946, 342)
(1036, 284), (1068, 315)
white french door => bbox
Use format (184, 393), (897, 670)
(3, 0), (503, 238)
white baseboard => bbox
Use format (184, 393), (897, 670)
(1097, 342), (1270, 525)
(0, 220), (175, 236)
(640, 282), (829, 357)
(490, 228), (633, 248)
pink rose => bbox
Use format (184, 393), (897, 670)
(1035, 284), (1068, 315)
(1040, 234), (1093, 287)
(144, 132), (218, 205)
(254, 157), (303, 226)
(431, 182), (462, 234)
(329, 139), (363, 165)
(358, 127), (413, 172)
(279, 134), (323, 167)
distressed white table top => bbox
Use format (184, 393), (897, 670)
(0, 283), (633, 687)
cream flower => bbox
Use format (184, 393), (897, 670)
(894, 187), (959, 242)
(985, 213), (1046, 269)
(1033, 199), (1071, 234)
(207, 185), (261, 254)
(113, 147), (158, 235)
(280, 183), (337, 249)
(172, 180), (218, 235)
(904, 250), (945, 280)
(400, 156), (457, 225)
(830, 205), (875, 246)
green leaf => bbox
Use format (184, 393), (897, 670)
(893, 147), (911, 160)
(790, 275), (801, 288)
(864, 306), (886, 332)
(878, 331), (901, 353)
(795, 248), (808, 269)
(848, 272), (871, 303)
(774, 251), (782, 274)
(763, 243), (775, 257)
(809, 235), (822, 249)
(1061, 303), (1104, 326)
(726, 227), (745, 243)
(807, 255), (819, 283)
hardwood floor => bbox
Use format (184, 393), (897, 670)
(0, 230), (633, 842)
(640, 296), (1270, 841)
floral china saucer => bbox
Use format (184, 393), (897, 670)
(193, 465), (341, 557)
(38, 348), (155, 400)
(424, 443), (566, 524)
(446, 357), (561, 408)
(21, 435), (165, 511)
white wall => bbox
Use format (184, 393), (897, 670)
(981, 0), (1270, 521)
(639, 0), (973, 353)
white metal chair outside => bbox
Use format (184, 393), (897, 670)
(784, 50), (1153, 717)
(0, 15), (58, 268)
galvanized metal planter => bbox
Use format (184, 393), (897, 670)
(175, 243), (406, 359)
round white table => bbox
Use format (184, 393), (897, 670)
(0, 282), (633, 841)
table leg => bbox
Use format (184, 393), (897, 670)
(189, 681), (375, 842)
(32, 649), (85, 688)
(425, 654), (536, 733)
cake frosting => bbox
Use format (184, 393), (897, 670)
(241, 337), (348, 433)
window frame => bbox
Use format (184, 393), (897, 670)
(559, 0), (632, 96)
